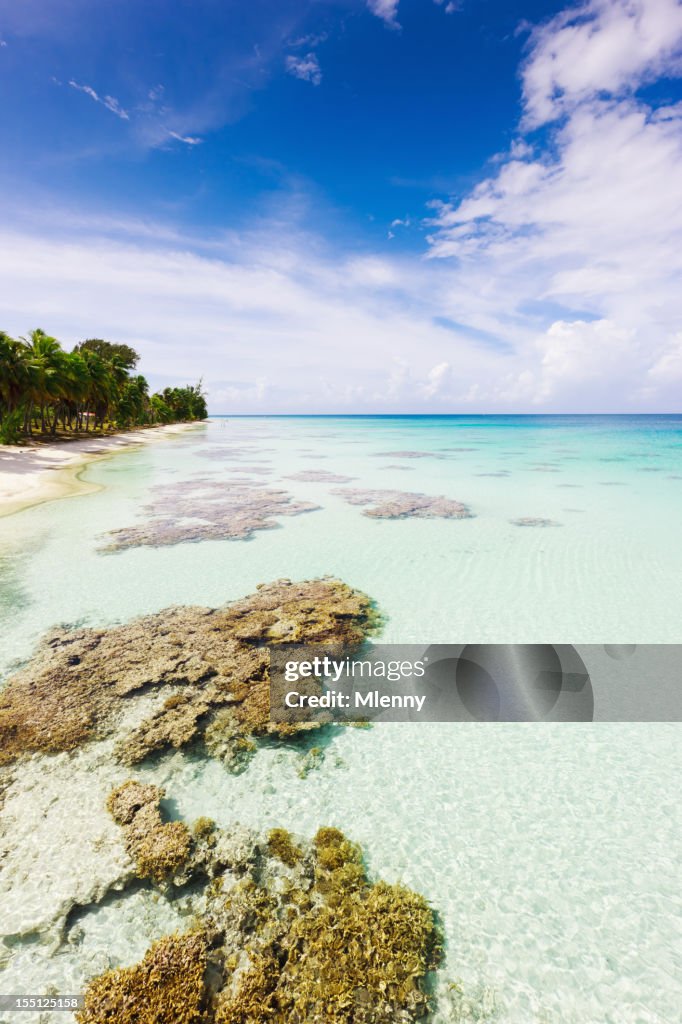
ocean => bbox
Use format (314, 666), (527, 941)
(1, 415), (680, 1023)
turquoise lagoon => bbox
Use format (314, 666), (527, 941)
(0, 416), (681, 1023)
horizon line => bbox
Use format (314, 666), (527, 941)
(205, 412), (682, 418)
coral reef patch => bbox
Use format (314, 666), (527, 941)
(332, 488), (473, 520)
(196, 446), (275, 462)
(0, 578), (379, 769)
(77, 931), (209, 1024)
(99, 479), (319, 550)
(373, 450), (443, 459)
(284, 470), (356, 483)
(225, 465), (273, 475)
(107, 781), (192, 884)
(77, 803), (443, 1024)
(510, 517), (562, 527)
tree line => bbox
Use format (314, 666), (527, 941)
(0, 329), (207, 443)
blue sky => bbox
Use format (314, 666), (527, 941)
(1, 0), (682, 411)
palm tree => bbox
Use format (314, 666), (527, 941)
(1, 326), (207, 441)
(81, 349), (115, 431)
(0, 332), (29, 414)
(21, 329), (70, 434)
(59, 351), (90, 432)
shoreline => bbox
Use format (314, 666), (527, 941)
(0, 421), (205, 519)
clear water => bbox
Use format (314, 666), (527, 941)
(1, 416), (681, 1023)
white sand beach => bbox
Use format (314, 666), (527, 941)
(0, 422), (203, 518)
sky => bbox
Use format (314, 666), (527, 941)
(1, 0), (682, 413)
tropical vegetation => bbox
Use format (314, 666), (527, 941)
(0, 329), (207, 443)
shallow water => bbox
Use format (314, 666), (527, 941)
(1, 416), (681, 1023)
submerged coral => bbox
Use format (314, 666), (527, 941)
(0, 578), (379, 769)
(100, 478), (319, 550)
(76, 930), (209, 1024)
(284, 470), (356, 483)
(196, 445), (275, 461)
(332, 487), (473, 520)
(510, 517), (562, 527)
(373, 450), (443, 459)
(107, 781), (191, 884)
(266, 827), (303, 867)
(80, 801), (443, 1024)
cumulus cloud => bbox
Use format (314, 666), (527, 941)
(367, 1), (400, 28)
(68, 80), (129, 120)
(425, 0), (682, 410)
(647, 332), (682, 381)
(522, 0), (682, 127)
(420, 361), (452, 398)
(285, 52), (322, 85)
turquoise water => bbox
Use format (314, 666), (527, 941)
(1, 416), (681, 1022)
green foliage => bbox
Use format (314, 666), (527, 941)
(0, 327), (207, 441)
(73, 337), (140, 369)
(0, 407), (24, 444)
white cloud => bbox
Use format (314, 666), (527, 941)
(285, 52), (322, 85)
(68, 80), (129, 120)
(424, 0), (682, 411)
(530, 320), (638, 404)
(420, 361), (452, 398)
(1, 189), (681, 411)
(167, 130), (203, 146)
(522, 0), (682, 127)
(367, 1), (400, 28)
(345, 256), (397, 287)
(647, 331), (682, 380)
(4, 0), (682, 413)
(0, 211), (509, 412)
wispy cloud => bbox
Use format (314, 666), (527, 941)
(4, 0), (682, 412)
(65, 77), (202, 146)
(167, 130), (203, 146)
(367, 1), (401, 29)
(285, 52), (322, 85)
(68, 80), (129, 120)
(1, 179), (681, 413)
